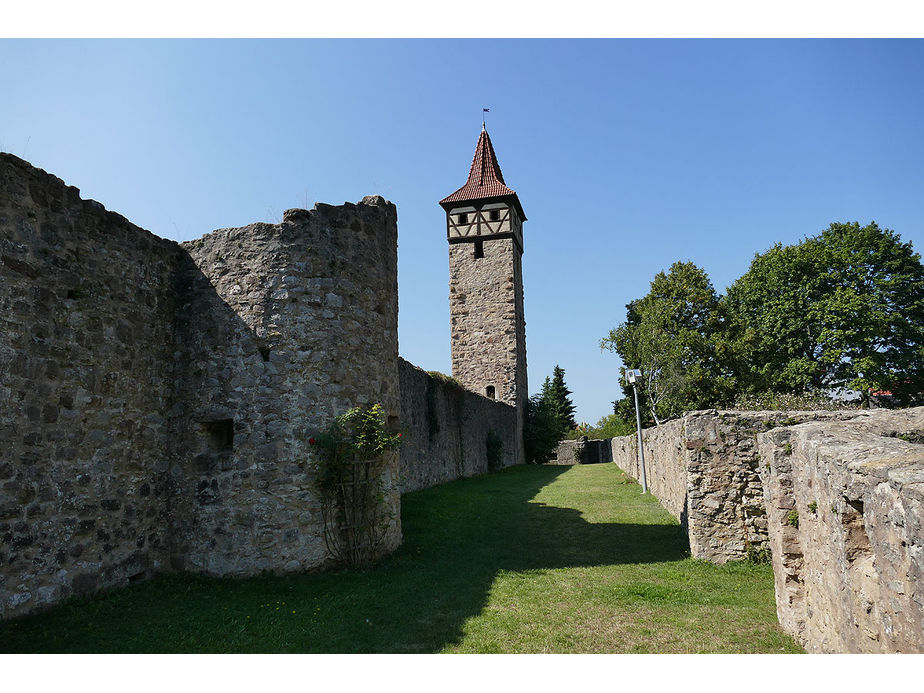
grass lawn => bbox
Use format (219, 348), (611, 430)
(0, 463), (801, 653)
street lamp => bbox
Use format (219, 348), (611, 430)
(625, 368), (648, 494)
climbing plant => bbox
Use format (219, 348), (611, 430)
(309, 404), (402, 568)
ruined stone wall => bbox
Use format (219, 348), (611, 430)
(0, 153), (401, 619)
(398, 358), (519, 493)
(172, 199), (401, 576)
(759, 407), (924, 653)
(611, 419), (687, 520)
(551, 438), (612, 465)
(610, 410), (863, 562)
(0, 154), (185, 617)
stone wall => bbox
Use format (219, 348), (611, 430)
(610, 410), (863, 562)
(1, 154), (187, 616)
(611, 418), (688, 520)
(550, 438), (612, 465)
(398, 358), (520, 493)
(759, 407), (924, 653)
(0, 154), (401, 619)
(171, 199), (401, 576)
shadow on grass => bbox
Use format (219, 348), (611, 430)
(0, 464), (690, 653)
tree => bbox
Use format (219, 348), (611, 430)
(523, 392), (562, 464)
(523, 366), (578, 463)
(723, 222), (924, 405)
(601, 261), (734, 424)
(543, 365), (577, 431)
(573, 412), (634, 439)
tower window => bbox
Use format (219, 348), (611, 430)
(458, 213), (468, 224)
(473, 240), (484, 259)
(489, 209), (500, 221)
(486, 386), (496, 400)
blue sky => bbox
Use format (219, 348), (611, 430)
(2, 39), (923, 423)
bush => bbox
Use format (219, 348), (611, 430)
(309, 404), (401, 567)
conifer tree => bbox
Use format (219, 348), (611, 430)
(543, 365), (577, 431)
(523, 367), (577, 463)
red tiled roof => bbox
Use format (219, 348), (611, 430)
(440, 127), (520, 206)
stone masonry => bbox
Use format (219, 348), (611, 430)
(447, 239), (527, 409)
(759, 407), (924, 653)
(608, 406), (924, 652)
(398, 358), (519, 492)
(610, 410), (864, 562)
(171, 199), (402, 577)
(550, 438), (613, 466)
(0, 154), (401, 618)
(1, 153), (185, 616)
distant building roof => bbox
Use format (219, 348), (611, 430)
(440, 126), (526, 220)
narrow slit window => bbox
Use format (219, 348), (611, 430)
(486, 386), (496, 400)
(489, 209), (500, 221)
(474, 240), (484, 259)
(458, 213), (468, 224)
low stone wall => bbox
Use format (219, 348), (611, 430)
(398, 359), (521, 493)
(610, 410), (862, 562)
(550, 438), (612, 465)
(758, 407), (924, 653)
(611, 419), (687, 521)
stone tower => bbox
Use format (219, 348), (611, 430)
(439, 126), (528, 413)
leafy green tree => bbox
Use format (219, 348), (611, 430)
(612, 397), (643, 431)
(723, 222), (924, 405)
(601, 261), (734, 424)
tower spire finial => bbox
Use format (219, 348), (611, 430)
(482, 107), (489, 130)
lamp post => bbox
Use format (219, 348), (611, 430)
(625, 368), (648, 494)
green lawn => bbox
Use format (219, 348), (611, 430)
(0, 464), (801, 653)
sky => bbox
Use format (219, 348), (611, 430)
(2, 38), (924, 424)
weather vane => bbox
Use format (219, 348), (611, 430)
(482, 107), (489, 129)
